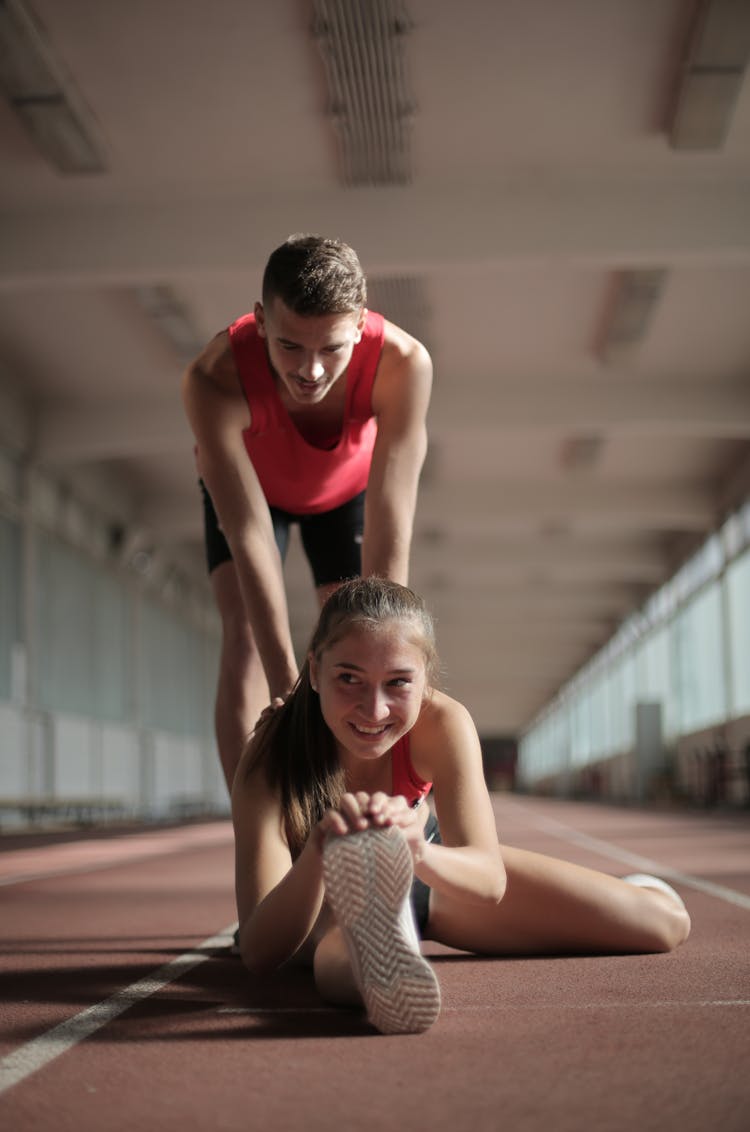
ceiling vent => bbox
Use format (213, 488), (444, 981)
(310, 0), (416, 185)
(366, 274), (431, 346)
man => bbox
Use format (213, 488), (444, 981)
(182, 234), (432, 790)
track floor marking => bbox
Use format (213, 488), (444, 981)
(3, 805), (747, 1097)
(218, 1006), (340, 1015)
(218, 1000), (749, 1017)
(519, 808), (750, 910)
(0, 923), (237, 1096)
(2, 920), (747, 1098)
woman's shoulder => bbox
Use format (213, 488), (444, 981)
(417, 688), (475, 732)
(409, 689), (479, 778)
(231, 736), (277, 819)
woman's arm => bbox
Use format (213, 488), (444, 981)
(232, 758), (327, 974)
(407, 694), (507, 905)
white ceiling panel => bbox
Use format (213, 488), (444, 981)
(0, 0), (748, 734)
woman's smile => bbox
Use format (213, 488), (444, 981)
(309, 622), (427, 760)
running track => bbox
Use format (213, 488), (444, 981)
(1, 795), (748, 1131)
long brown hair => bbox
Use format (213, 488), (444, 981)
(245, 577), (438, 856)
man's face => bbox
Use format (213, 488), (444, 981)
(255, 297), (366, 406)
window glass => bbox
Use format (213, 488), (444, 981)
(726, 550), (750, 716)
(0, 515), (22, 699)
(672, 582), (726, 732)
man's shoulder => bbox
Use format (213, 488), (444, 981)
(195, 327), (237, 380)
(228, 310), (258, 339)
(372, 318), (433, 412)
(380, 318), (431, 370)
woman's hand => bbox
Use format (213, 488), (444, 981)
(365, 792), (428, 863)
(312, 791), (427, 863)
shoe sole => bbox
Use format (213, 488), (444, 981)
(322, 826), (441, 1035)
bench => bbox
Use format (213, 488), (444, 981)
(0, 795), (128, 829)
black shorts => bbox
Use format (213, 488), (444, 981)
(199, 481), (365, 588)
(411, 810), (441, 937)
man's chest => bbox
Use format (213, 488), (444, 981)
(284, 382), (348, 449)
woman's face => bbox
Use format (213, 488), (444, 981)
(309, 621), (428, 762)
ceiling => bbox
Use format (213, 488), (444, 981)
(1, 0), (749, 735)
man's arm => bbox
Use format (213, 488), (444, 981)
(363, 322), (433, 583)
(181, 332), (299, 699)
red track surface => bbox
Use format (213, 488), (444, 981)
(1, 795), (748, 1131)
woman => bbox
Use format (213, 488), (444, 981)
(231, 578), (690, 1035)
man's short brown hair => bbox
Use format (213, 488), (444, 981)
(262, 234), (367, 315)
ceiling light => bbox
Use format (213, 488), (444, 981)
(596, 269), (667, 361)
(133, 285), (203, 360)
(669, 0), (750, 149)
(561, 436), (605, 472)
(0, 0), (107, 173)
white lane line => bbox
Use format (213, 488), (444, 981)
(218, 1006), (339, 1015)
(218, 1001), (750, 1017)
(437, 1000), (750, 1013)
(0, 923), (237, 1096)
(523, 810), (750, 911)
(215, 1000), (750, 1026)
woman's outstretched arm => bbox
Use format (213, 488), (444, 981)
(232, 760), (328, 974)
(403, 693), (508, 904)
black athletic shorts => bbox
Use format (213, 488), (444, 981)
(199, 480), (365, 587)
(411, 810), (441, 937)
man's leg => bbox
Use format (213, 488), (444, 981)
(300, 490), (365, 611)
(210, 560), (270, 792)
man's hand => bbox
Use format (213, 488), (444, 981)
(252, 696), (286, 734)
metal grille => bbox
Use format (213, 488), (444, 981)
(311, 0), (416, 185)
(367, 274), (430, 347)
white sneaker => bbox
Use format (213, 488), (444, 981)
(322, 826), (441, 1035)
(623, 873), (686, 911)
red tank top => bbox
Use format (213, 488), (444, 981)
(391, 733), (432, 807)
(229, 310), (385, 515)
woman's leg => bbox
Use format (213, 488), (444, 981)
(316, 828), (441, 1033)
(313, 926), (363, 1007)
(425, 844), (690, 956)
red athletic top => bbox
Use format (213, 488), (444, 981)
(228, 310), (385, 515)
(391, 732), (432, 807)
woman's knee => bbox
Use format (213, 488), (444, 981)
(648, 902), (691, 952)
(631, 889), (691, 952)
